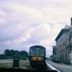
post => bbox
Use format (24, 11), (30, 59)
(13, 53), (20, 68)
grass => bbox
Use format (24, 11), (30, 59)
(0, 59), (30, 69)
(19, 59), (31, 69)
(0, 63), (13, 68)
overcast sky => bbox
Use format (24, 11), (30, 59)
(0, 0), (72, 57)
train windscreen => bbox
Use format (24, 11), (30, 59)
(29, 47), (45, 57)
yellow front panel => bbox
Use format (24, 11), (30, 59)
(32, 57), (42, 61)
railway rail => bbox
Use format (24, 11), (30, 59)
(19, 62), (59, 72)
(0, 60), (59, 72)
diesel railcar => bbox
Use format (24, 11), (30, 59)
(29, 45), (46, 69)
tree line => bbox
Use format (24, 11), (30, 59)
(0, 49), (28, 60)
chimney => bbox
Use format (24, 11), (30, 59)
(71, 18), (72, 25)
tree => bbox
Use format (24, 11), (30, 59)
(4, 49), (28, 59)
(4, 49), (10, 56)
(10, 50), (15, 57)
(20, 51), (28, 60)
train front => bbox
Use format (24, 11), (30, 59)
(29, 45), (46, 68)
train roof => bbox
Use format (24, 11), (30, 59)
(30, 45), (46, 49)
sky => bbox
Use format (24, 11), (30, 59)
(0, 0), (72, 57)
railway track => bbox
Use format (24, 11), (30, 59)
(0, 59), (60, 72)
(46, 62), (61, 72)
(0, 62), (59, 72)
(24, 62), (58, 72)
(28, 62), (60, 72)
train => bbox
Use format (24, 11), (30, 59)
(29, 45), (46, 69)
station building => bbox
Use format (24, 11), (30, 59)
(55, 18), (72, 64)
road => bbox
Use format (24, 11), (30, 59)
(47, 60), (72, 72)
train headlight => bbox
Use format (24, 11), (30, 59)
(32, 57), (43, 61)
(32, 57), (36, 61)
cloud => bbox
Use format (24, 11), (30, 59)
(0, 23), (24, 41)
(0, 0), (72, 57)
(4, 1), (49, 24)
(0, 9), (6, 16)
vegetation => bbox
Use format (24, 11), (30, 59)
(0, 49), (28, 60)
(20, 51), (28, 60)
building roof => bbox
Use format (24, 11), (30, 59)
(55, 28), (70, 41)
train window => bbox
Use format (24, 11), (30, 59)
(29, 48), (35, 56)
(30, 47), (44, 56)
(39, 49), (45, 56)
(35, 48), (39, 56)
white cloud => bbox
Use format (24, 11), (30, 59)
(0, 0), (72, 57)
(11, 28), (35, 45)
(4, 2), (50, 24)
(0, 10), (6, 16)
